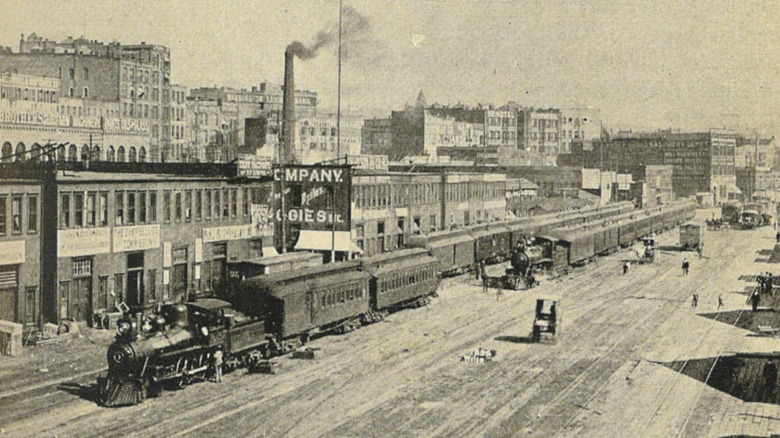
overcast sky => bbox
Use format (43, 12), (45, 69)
(1, 0), (777, 134)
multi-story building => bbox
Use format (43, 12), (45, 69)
(0, 34), (178, 161)
(735, 135), (775, 168)
(293, 114), (362, 164)
(361, 118), (392, 156)
(517, 108), (561, 166)
(352, 171), (507, 256)
(188, 84), (319, 163)
(563, 129), (739, 203)
(0, 73), (151, 163)
(559, 107), (601, 154)
(167, 84), (189, 162)
(0, 161), (274, 329)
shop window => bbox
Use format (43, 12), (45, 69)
(73, 259), (92, 277)
(185, 191), (192, 221)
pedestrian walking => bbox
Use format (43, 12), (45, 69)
(482, 273), (488, 294)
(768, 273), (774, 295)
(495, 286), (502, 301)
(776, 231), (780, 243)
(213, 349), (223, 383)
(764, 359), (778, 403)
(682, 258), (690, 275)
(622, 262), (629, 275)
(691, 293), (698, 307)
(718, 293), (724, 311)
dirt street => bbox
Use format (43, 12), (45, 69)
(2, 208), (779, 437)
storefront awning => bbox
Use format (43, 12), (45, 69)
(294, 230), (353, 252)
(263, 245), (279, 258)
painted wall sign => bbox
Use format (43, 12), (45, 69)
(0, 240), (25, 265)
(58, 228), (111, 258)
(203, 224), (261, 243)
(113, 224), (160, 253)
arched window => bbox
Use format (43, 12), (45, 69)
(81, 145), (90, 161)
(129, 146), (137, 162)
(117, 146), (126, 162)
(57, 144), (66, 162)
(331, 127), (337, 136)
(91, 145), (101, 161)
(1, 142), (12, 162)
(68, 144), (78, 161)
(107, 146), (115, 162)
(15, 142), (27, 162)
(138, 147), (147, 163)
(30, 143), (42, 162)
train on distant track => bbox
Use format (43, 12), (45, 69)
(99, 200), (695, 407)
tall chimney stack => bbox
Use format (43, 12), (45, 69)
(282, 50), (296, 164)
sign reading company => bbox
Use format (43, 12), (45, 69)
(113, 224), (160, 253)
(58, 228), (111, 258)
(274, 164), (352, 251)
(0, 240), (25, 266)
(203, 224), (261, 243)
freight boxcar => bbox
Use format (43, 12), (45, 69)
(408, 230), (475, 276)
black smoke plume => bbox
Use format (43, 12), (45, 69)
(286, 6), (376, 62)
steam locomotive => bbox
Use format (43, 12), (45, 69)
(99, 201), (695, 407)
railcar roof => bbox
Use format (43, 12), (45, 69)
(360, 248), (429, 265)
(238, 252), (321, 265)
(188, 298), (232, 311)
(366, 255), (439, 275)
(255, 260), (362, 284)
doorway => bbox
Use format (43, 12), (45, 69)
(126, 252), (145, 307)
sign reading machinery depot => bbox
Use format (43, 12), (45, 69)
(274, 164), (352, 251)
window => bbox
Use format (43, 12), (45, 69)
(230, 189), (237, 217)
(83, 87), (89, 98)
(85, 193), (95, 226)
(115, 191), (124, 225)
(205, 190), (212, 219)
(243, 188), (249, 216)
(99, 192), (108, 226)
(69, 87), (74, 98)
(139, 192), (147, 224)
(0, 196), (5, 235)
(185, 191), (192, 221)
(60, 194), (70, 228)
(127, 192), (136, 225)
(149, 192), (157, 223)
(148, 269), (156, 302)
(69, 68), (75, 79)
(11, 197), (22, 233)
(73, 259), (91, 277)
(195, 191), (202, 220)
(71, 193), (83, 227)
(223, 190), (229, 217)
(175, 192), (182, 221)
(163, 191), (171, 222)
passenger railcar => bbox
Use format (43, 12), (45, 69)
(362, 248), (440, 313)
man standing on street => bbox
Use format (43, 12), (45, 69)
(623, 262), (629, 275)
(213, 349), (223, 383)
(751, 289), (761, 311)
(682, 258), (689, 275)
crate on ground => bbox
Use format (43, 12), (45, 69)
(292, 347), (320, 360)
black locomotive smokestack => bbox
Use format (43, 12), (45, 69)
(282, 50), (295, 164)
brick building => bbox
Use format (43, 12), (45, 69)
(352, 171), (507, 256)
(562, 129), (738, 203)
(0, 161), (274, 330)
(0, 34), (185, 161)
